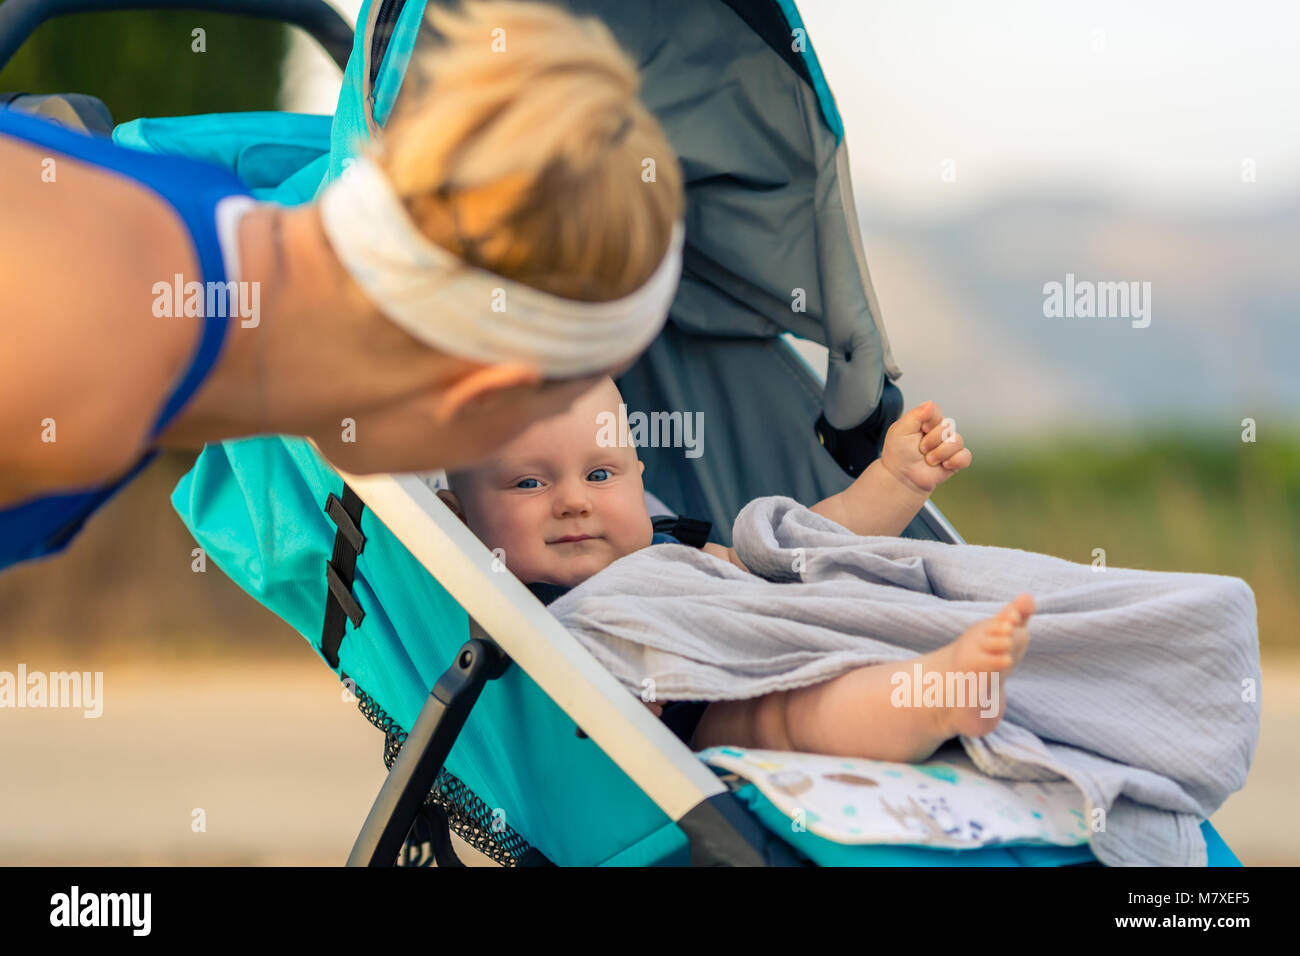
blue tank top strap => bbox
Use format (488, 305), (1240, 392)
(0, 110), (252, 570)
(146, 194), (251, 439)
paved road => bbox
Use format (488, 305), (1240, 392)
(1, 655), (1294, 865)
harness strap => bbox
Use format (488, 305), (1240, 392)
(652, 514), (712, 548)
(321, 485), (367, 669)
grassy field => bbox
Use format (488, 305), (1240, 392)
(931, 429), (1300, 653)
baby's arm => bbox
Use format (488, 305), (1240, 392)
(810, 460), (931, 537)
(693, 401), (968, 569)
(701, 540), (751, 572)
(811, 400), (971, 537)
(695, 469), (926, 568)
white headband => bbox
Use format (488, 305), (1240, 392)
(318, 154), (684, 377)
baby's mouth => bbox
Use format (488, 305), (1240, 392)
(549, 534), (600, 544)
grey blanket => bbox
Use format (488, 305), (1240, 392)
(549, 496), (1260, 866)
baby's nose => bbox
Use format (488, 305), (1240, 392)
(554, 487), (592, 517)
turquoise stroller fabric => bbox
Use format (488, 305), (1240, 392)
(113, 111), (332, 203)
(151, 0), (1241, 866)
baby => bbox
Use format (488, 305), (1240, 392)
(438, 377), (1035, 764)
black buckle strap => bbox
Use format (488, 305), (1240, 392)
(652, 514), (713, 548)
(325, 563), (365, 629)
(321, 485), (366, 669)
(325, 489), (365, 553)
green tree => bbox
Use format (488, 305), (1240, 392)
(0, 8), (286, 124)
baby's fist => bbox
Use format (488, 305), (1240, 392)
(881, 400), (973, 495)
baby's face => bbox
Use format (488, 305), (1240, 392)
(447, 379), (653, 588)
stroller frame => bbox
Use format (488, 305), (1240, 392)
(0, 0), (355, 71)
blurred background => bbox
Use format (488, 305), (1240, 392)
(0, 0), (1295, 865)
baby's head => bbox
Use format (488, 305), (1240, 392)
(438, 377), (653, 587)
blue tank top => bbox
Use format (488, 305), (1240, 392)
(0, 109), (252, 571)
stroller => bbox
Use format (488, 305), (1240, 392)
(2, 0), (1242, 866)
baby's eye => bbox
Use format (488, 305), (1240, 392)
(587, 468), (611, 482)
(514, 478), (541, 489)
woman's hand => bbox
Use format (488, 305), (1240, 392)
(880, 400), (972, 496)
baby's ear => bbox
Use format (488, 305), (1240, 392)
(436, 488), (468, 525)
(638, 460), (645, 476)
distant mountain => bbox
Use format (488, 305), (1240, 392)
(851, 191), (1300, 443)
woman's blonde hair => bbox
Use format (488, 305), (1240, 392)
(379, 1), (684, 302)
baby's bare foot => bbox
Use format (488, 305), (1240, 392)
(931, 593), (1034, 739)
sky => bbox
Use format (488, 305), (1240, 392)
(795, 0), (1300, 217)
(289, 1), (1300, 219)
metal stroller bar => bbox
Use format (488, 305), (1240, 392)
(0, 0), (355, 71)
(347, 620), (513, 867)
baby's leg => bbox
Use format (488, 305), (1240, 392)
(691, 594), (1034, 763)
